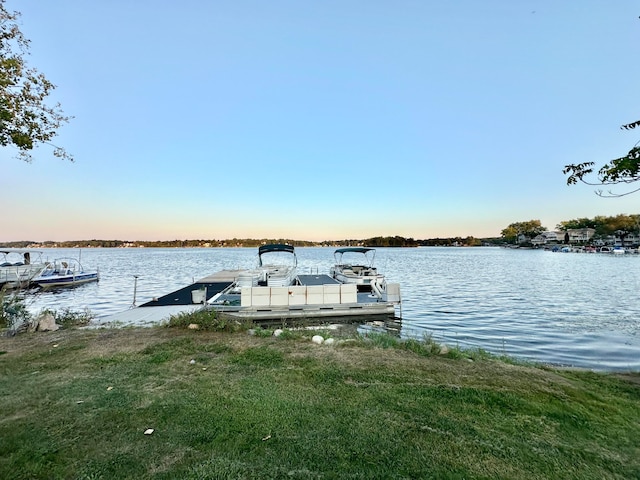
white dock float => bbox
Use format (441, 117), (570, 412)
(209, 282), (399, 321)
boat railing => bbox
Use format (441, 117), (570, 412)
(295, 266), (321, 275)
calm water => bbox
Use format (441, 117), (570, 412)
(20, 247), (640, 371)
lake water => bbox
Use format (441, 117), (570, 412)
(18, 246), (640, 372)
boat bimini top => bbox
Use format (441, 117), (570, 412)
(333, 247), (376, 266)
(258, 244), (297, 267)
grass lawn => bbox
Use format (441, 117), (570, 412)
(0, 325), (639, 479)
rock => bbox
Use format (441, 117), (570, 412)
(187, 323), (200, 330)
(324, 338), (335, 345)
(273, 329), (283, 337)
(36, 313), (59, 332)
(189, 359), (196, 365)
(311, 335), (324, 345)
(144, 428), (154, 435)
(439, 345), (449, 355)
(247, 329), (256, 336)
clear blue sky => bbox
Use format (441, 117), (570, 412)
(2, 1), (639, 242)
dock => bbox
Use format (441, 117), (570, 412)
(99, 269), (401, 327)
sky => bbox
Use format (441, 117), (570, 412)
(1, 0), (639, 242)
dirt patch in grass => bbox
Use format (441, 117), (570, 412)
(614, 372), (640, 387)
(1, 327), (192, 359)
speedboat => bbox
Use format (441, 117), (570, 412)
(0, 248), (46, 289)
(32, 258), (99, 288)
(330, 247), (386, 292)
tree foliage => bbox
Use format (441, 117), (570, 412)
(621, 119), (640, 131)
(500, 220), (546, 242)
(557, 214), (640, 238)
(564, 114), (640, 197)
(0, 0), (72, 162)
(563, 143), (640, 197)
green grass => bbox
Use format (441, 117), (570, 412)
(0, 327), (639, 479)
(166, 307), (251, 332)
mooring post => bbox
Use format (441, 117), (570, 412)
(132, 275), (139, 307)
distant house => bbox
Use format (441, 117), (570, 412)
(531, 231), (562, 246)
(529, 229), (596, 246)
(598, 232), (640, 247)
(567, 228), (596, 244)
(531, 228), (640, 247)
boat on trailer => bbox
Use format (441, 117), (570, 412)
(32, 258), (99, 288)
(0, 249), (46, 289)
(330, 247), (386, 292)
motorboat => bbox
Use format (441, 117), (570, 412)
(256, 243), (298, 287)
(330, 247), (386, 292)
(32, 258), (99, 288)
(0, 248), (46, 289)
(229, 244), (299, 290)
(599, 246), (626, 254)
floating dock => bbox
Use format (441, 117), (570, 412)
(101, 269), (401, 326)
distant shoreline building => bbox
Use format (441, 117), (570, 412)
(529, 228), (639, 247)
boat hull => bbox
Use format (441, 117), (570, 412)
(35, 272), (99, 288)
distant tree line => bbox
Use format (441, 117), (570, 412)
(1, 235), (496, 249)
